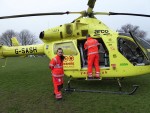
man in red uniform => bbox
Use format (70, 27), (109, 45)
(49, 48), (65, 100)
(84, 34), (100, 79)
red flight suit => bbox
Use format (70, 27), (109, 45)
(84, 37), (100, 78)
(49, 55), (64, 99)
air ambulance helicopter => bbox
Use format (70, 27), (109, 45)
(0, 0), (150, 95)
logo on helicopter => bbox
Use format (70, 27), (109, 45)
(63, 56), (74, 68)
(64, 56), (74, 62)
(94, 30), (110, 36)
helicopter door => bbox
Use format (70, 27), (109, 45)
(79, 43), (86, 67)
(131, 33), (150, 61)
(77, 39), (109, 68)
(53, 41), (80, 70)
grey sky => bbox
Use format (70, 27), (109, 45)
(0, 0), (150, 40)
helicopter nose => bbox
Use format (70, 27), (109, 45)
(39, 31), (44, 39)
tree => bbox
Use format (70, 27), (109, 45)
(118, 24), (147, 39)
(0, 30), (18, 46)
(0, 29), (39, 46)
(18, 30), (38, 45)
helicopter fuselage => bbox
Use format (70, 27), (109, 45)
(41, 18), (150, 79)
(1, 18), (150, 79)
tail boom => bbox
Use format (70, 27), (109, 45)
(0, 44), (44, 58)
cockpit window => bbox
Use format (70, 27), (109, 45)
(54, 41), (78, 55)
(132, 36), (150, 60)
(139, 38), (150, 49)
(118, 37), (145, 65)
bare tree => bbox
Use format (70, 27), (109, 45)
(18, 30), (38, 45)
(118, 24), (147, 39)
(0, 30), (18, 46)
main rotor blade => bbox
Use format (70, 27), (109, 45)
(0, 12), (67, 19)
(87, 0), (96, 9)
(0, 11), (84, 19)
(87, 0), (96, 14)
(0, 12), (75, 19)
(109, 12), (150, 17)
(94, 12), (150, 17)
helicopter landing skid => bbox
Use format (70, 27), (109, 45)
(64, 77), (139, 95)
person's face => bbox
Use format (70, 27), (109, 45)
(57, 49), (63, 56)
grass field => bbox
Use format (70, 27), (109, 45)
(1, 57), (150, 113)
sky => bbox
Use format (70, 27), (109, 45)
(0, 0), (150, 41)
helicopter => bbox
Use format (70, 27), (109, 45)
(0, 0), (150, 95)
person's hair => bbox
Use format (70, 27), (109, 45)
(57, 48), (64, 61)
(86, 34), (91, 38)
(57, 48), (63, 52)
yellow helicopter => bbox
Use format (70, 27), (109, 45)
(0, 0), (150, 94)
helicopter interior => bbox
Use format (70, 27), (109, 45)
(77, 38), (109, 68)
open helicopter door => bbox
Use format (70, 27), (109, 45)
(130, 32), (150, 63)
(77, 38), (110, 68)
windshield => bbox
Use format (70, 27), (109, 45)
(132, 35), (150, 61)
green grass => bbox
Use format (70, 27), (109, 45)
(1, 57), (150, 113)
